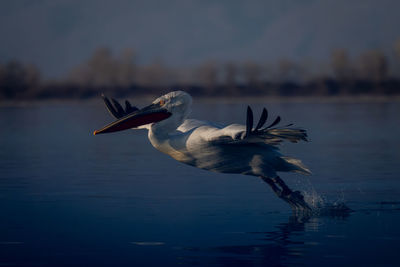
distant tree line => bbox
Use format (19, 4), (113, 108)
(2, 40), (400, 100)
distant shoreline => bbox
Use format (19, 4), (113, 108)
(2, 94), (400, 107)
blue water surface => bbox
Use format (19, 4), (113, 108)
(1, 99), (400, 266)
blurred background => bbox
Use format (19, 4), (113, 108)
(1, 0), (400, 100)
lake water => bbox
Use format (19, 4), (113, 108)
(1, 99), (400, 266)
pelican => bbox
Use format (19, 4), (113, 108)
(94, 91), (312, 211)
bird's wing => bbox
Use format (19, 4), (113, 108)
(188, 107), (308, 146)
(100, 94), (139, 119)
(178, 119), (225, 133)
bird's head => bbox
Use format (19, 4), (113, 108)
(93, 91), (192, 135)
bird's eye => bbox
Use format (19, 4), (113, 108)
(159, 99), (165, 106)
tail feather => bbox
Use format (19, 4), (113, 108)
(281, 156), (311, 175)
(264, 128), (308, 143)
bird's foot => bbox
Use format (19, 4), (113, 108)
(283, 190), (312, 212)
(261, 176), (312, 212)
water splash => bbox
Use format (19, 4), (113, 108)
(303, 188), (325, 209)
(301, 188), (352, 217)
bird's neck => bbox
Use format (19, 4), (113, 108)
(148, 126), (192, 163)
(148, 123), (176, 153)
(148, 126), (169, 144)
(147, 112), (188, 155)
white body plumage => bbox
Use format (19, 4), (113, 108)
(147, 91), (311, 178)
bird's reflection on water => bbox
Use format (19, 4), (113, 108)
(178, 201), (400, 266)
(185, 207), (353, 266)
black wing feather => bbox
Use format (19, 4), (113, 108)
(101, 94), (140, 119)
(111, 98), (125, 117)
(246, 106), (253, 137)
(265, 116), (281, 129)
(102, 94), (121, 119)
(255, 108), (268, 131)
(125, 100), (139, 113)
(240, 106), (307, 144)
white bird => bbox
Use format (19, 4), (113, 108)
(94, 91), (312, 211)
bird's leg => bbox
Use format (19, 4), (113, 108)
(260, 176), (312, 212)
(261, 176), (283, 197)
